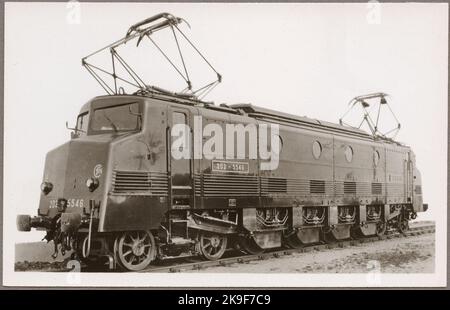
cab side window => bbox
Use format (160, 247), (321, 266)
(76, 112), (89, 136)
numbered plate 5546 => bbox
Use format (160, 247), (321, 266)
(49, 198), (84, 209)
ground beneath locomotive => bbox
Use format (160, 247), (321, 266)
(14, 232), (434, 273)
(186, 233), (435, 273)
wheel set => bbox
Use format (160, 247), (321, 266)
(105, 215), (409, 271)
(114, 231), (156, 271)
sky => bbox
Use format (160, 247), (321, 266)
(4, 2), (448, 246)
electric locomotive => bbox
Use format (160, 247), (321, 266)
(16, 13), (427, 271)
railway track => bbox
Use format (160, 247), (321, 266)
(139, 222), (435, 273)
(15, 222), (434, 272)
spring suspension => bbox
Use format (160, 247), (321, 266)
(256, 208), (288, 228)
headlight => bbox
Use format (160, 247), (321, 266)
(86, 177), (99, 192)
(40, 182), (53, 195)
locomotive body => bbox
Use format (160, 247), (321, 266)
(17, 92), (427, 270)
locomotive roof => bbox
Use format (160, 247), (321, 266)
(230, 103), (371, 138)
(80, 94), (405, 144)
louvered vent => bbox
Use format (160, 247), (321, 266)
(344, 181), (357, 194)
(310, 180), (325, 194)
(371, 182), (382, 195)
(112, 171), (151, 193)
(268, 178), (287, 193)
(198, 173), (259, 197)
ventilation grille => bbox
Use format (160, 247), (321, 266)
(267, 178), (287, 193)
(344, 181), (357, 194)
(371, 182), (382, 195)
(310, 180), (325, 194)
(195, 173), (259, 197)
(112, 170), (168, 195)
(386, 183), (404, 197)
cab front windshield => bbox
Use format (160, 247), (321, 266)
(90, 102), (141, 134)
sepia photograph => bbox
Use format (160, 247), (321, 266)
(2, 1), (447, 287)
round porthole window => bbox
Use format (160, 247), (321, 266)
(373, 150), (380, 166)
(345, 145), (353, 163)
(312, 141), (322, 159)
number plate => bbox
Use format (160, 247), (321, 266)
(49, 198), (84, 209)
(212, 160), (249, 173)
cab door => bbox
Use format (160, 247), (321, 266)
(168, 107), (193, 209)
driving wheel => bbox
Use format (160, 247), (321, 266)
(237, 235), (264, 255)
(115, 230), (156, 271)
(376, 221), (387, 237)
(197, 232), (228, 261)
(283, 232), (304, 249)
(398, 219), (409, 234)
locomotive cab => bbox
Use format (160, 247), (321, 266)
(39, 96), (147, 219)
(17, 95), (169, 261)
